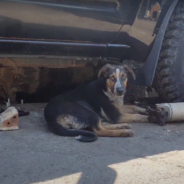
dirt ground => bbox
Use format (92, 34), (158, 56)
(1, 103), (184, 184)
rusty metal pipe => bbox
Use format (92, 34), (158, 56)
(156, 102), (184, 122)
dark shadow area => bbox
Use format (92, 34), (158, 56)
(15, 81), (147, 104)
(16, 85), (77, 103)
(14, 64), (99, 103)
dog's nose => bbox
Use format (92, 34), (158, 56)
(117, 87), (124, 93)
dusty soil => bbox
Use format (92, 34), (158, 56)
(0, 103), (184, 184)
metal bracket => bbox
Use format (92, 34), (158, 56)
(1, 99), (30, 117)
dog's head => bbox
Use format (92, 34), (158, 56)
(98, 64), (136, 97)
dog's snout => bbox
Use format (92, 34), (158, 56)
(116, 87), (124, 93)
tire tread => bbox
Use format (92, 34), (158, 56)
(154, 0), (184, 101)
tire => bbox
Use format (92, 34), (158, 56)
(153, 0), (184, 102)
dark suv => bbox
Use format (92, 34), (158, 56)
(0, 0), (183, 102)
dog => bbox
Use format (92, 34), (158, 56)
(44, 64), (149, 142)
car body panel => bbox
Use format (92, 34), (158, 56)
(0, 0), (122, 42)
(0, 0), (133, 57)
(0, 0), (174, 61)
(109, 0), (173, 62)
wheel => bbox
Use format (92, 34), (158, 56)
(153, 0), (184, 102)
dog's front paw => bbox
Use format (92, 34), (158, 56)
(121, 129), (134, 137)
(147, 107), (166, 126)
(116, 123), (132, 129)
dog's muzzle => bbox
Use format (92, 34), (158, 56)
(116, 87), (125, 96)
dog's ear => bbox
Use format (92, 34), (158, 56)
(98, 64), (111, 78)
(124, 65), (136, 80)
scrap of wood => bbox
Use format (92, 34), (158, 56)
(0, 107), (19, 131)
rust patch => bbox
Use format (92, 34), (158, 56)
(0, 57), (98, 102)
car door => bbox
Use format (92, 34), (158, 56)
(0, 0), (130, 56)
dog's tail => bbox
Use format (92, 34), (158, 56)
(48, 123), (98, 142)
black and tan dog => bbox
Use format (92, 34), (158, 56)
(44, 64), (149, 142)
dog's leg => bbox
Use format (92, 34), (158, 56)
(93, 122), (133, 137)
(120, 105), (148, 114)
(132, 106), (148, 114)
(102, 123), (131, 130)
(118, 113), (148, 123)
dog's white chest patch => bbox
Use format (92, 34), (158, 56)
(101, 108), (110, 122)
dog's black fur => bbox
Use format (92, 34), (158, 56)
(44, 64), (147, 142)
(44, 76), (123, 142)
